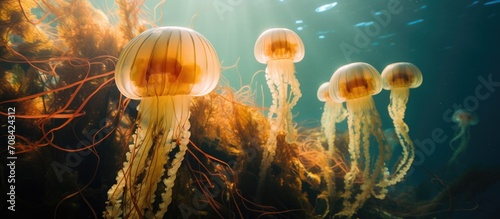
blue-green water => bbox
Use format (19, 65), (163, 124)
(2, 0), (500, 218)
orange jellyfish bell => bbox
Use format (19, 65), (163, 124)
(106, 26), (220, 218)
(317, 82), (331, 102)
(381, 62), (423, 90)
(115, 26), (220, 99)
(329, 62), (382, 104)
(254, 28), (305, 64)
(452, 109), (479, 126)
(380, 62), (422, 126)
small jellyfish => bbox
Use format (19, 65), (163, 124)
(106, 27), (220, 218)
(448, 109), (478, 164)
(381, 62), (422, 179)
(317, 81), (348, 200)
(317, 82), (347, 157)
(254, 28), (304, 191)
(328, 62), (390, 216)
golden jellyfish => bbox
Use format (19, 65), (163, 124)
(381, 62), (422, 182)
(254, 28), (304, 190)
(328, 62), (390, 217)
(105, 26), (220, 218)
(254, 28), (304, 136)
(317, 81), (348, 201)
(448, 109), (478, 164)
(317, 82), (348, 157)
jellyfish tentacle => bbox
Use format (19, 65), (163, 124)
(449, 124), (466, 150)
(105, 96), (191, 218)
(447, 109), (478, 165)
(388, 122), (415, 184)
(321, 103), (334, 153)
(105, 104), (160, 217)
(448, 125), (468, 164)
(338, 97), (389, 216)
(371, 107), (391, 199)
(389, 88), (412, 173)
(265, 68), (279, 130)
(288, 69), (302, 137)
(266, 59), (300, 135)
(337, 105), (348, 122)
(338, 100), (362, 216)
(257, 69), (281, 193)
(321, 102), (344, 156)
(388, 88), (410, 172)
(135, 97), (174, 213)
(156, 125), (190, 217)
(288, 63), (302, 109)
(277, 74), (288, 132)
(360, 108), (372, 185)
(145, 96), (191, 214)
(370, 88), (416, 187)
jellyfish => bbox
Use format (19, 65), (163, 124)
(448, 109), (478, 164)
(380, 62), (422, 183)
(105, 26), (220, 218)
(328, 62), (390, 216)
(317, 82), (348, 202)
(317, 82), (348, 157)
(254, 28), (304, 190)
(254, 28), (304, 137)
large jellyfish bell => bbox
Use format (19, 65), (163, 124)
(115, 27), (219, 99)
(106, 26), (220, 218)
